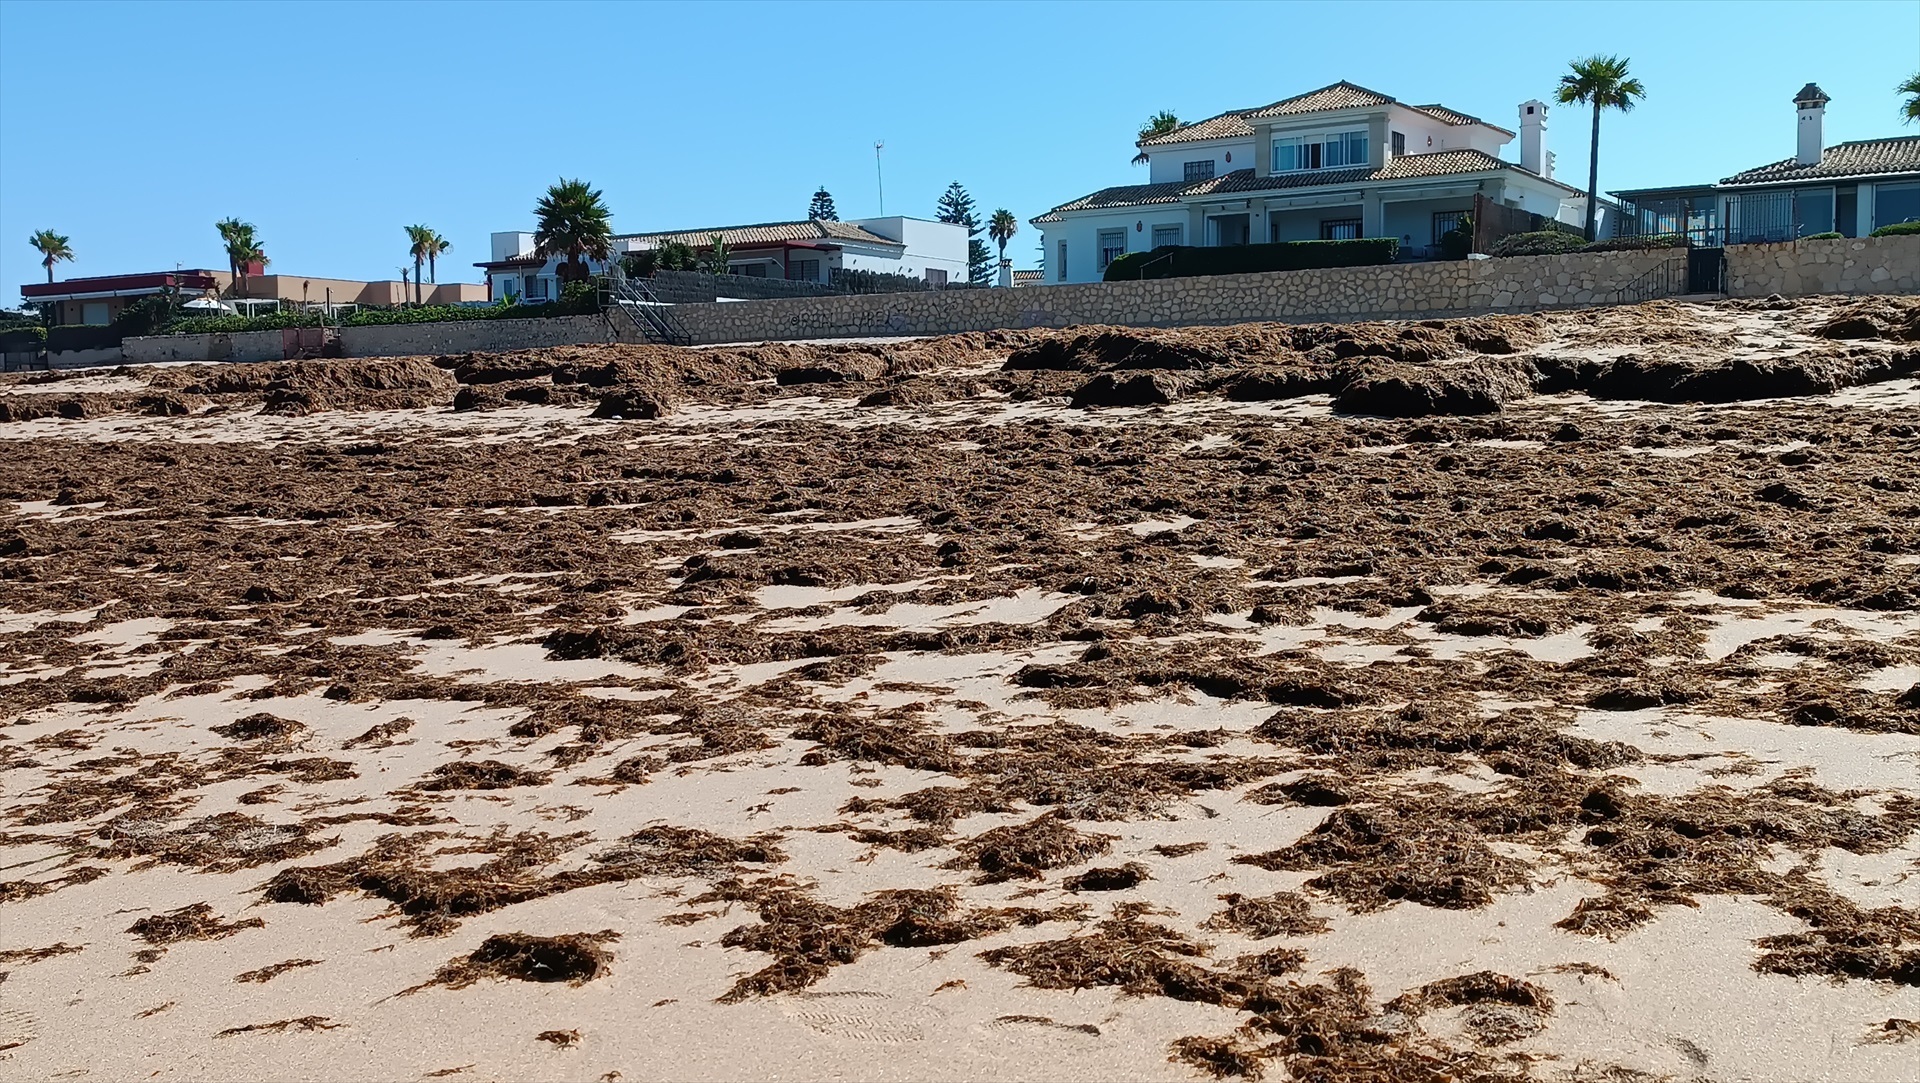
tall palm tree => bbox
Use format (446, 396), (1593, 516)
(1132, 110), (1181, 165)
(215, 217), (247, 283)
(533, 178), (613, 284)
(1900, 72), (1920, 124)
(1557, 55), (1646, 240)
(988, 209), (1018, 266)
(29, 229), (74, 283)
(424, 230), (451, 285)
(405, 224), (431, 305)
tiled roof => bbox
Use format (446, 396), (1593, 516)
(1033, 151), (1527, 224)
(1137, 82), (1509, 149)
(1243, 81), (1395, 119)
(617, 219), (902, 249)
(1718, 136), (1920, 186)
(1011, 269), (1044, 283)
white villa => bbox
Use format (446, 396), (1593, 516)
(477, 217), (967, 300)
(1033, 81), (1595, 284)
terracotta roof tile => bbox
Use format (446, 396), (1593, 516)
(617, 220), (902, 249)
(1718, 137), (1920, 186)
(1242, 81), (1395, 119)
(1137, 111), (1256, 148)
(1138, 82), (1509, 149)
(1032, 151), (1529, 225)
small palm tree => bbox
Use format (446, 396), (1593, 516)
(1132, 110), (1181, 166)
(215, 217), (247, 283)
(988, 209), (1018, 266)
(534, 178), (614, 284)
(405, 224), (431, 305)
(219, 221), (265, 296)
(29, 229), (74, 283)
(1901, 72), (1920, 124)
(1557, 55), (1647, 240)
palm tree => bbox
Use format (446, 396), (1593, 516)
(405, 224), (431, 305)
(29, 229), (74, 283)
(533, 178), (613, 284)
(1557, 55), (1646, 240)
(424, 230), (451, 285)
(988, 209), (1018, 267)
(1900, 72), (1920, 124)
(1132, 110), (1181, 165)
(215, 217), (246, 283)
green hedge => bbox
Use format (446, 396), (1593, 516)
(157, 284), (598, 336)
(0, 326), (47, 350)
(1104, 238), (1398, 282)
(1869, 220), (1920, 237)
(47, 324), (124, 353)
(1489, 231), (1587, 258)
(1579, 234), (1684, 252)
(1802, 231), (1844, 240)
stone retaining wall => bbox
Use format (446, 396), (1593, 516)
(1724, 235), (1918, 297)
(113, 236), (1918, 363)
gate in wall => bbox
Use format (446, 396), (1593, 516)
(1686, 246), (1726, 294)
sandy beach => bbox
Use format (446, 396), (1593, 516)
(2, 296), (1917, 1082)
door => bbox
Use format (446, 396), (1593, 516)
(1686, 247), (1724, 294)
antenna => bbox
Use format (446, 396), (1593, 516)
(874, 141), (886, 216)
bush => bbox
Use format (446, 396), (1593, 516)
(1103, 238), (1398, 282)
(1802, 232), (1844, 240)
(47, 324), (124, 353)
(1489, 230), (1586, 258)
(1579, 234), (1683, 252)
(155, 286), (599, 336)
(1869, 220), (1920, 237)
(830, 267), (941, 294)
(1438, 214), (1474, 260)
(0, 325), (47, 350)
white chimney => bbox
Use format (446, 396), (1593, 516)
(1794, 83), (1830, 167)
(1519, 99), (1549, 178)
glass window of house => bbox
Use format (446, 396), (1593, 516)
(1183, 159), (1215, 182)
(1097, 229), (1127, 270)
(1793, 188), (1834, 236)
(1874, 182), (1920, 230)
(1057, 242), (1067, 281)
(1151, 225), (1183, 248)
(1326, 131), (1367, 168)
(1273, 137), (1321, 172)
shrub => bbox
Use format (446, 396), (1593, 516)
(1579, 234), (1683, 252)
(1103, 238), (1398, 282)
(0, 325), (47, 350)
(154, 285), (600, 336)
(1869, 220), (1920, 237)
(47, 324), (124, 353)
(1438, 214), (1474, 260)
(1801, 231), (1844, 240)
(1489, 231), (1586, 258)
(830, 267), (939, 294)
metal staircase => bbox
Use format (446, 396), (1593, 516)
(602, 262), (693, 346)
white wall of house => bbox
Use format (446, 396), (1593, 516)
(849, 217), (969, 280)
(1147, 139), (1257, 185)
(1039, 205), (1197, 282)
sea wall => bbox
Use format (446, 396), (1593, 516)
(1724, 235), (1919, 297)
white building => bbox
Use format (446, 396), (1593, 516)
(477, 217), (968, 300)
(1033, 81), (1595, 284)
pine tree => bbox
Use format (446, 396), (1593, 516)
(936, 182), (993, 285)
(808, 187), (839, 221)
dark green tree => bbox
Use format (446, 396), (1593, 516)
(808, 187), (839, 221)
(936, 182), (992, 285)
(1557, 56), (1646, 241)
(534, 177), (614, 284)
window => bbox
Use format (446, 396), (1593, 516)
(497, 276), (519, 300)
(786, 259), (819, 282)
(925, 268), (947, 287)
(1793, 187), (1834, 236)
(1151, 224), (1183, 249)
(1875, 182), (1920, 231)
(82, 301), (110, 325)
(1432, 211), (1469, 242)
(1391, 131), (1406, 157)
(523, 276), (550, 300)
(737, 263), (768, 277)
(1183, 159), (1215, 182)
(1057, 241), (1067, 281)
(1321, 219), (1362, 240)
(1273, 130), (1368, 172)
(1097, 229), (1127, 271)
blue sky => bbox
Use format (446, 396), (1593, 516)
(3, 0), (1916, 301)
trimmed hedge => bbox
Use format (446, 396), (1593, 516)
(1104, 238), (1398, 282)
(157, 285), (598, 336)
(47, 324), (124, 353)
(1869, 220), (1920, 237)
(0, 326), (47, 350)
(1488, 231), (1586, 258)
(1578, 234), (1683, 252)
(1802, 232), (1844, 240)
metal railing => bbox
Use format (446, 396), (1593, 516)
(602, 265), (693, 347)
(1609, 255), (1688, 305)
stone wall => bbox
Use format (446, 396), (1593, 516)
(663, 248), (1685, 345)
(1724, 235), (1919, 297)
(48, 346), (125, 370)
(111, 236), (1919, 363)
(336, 315), (606, 358)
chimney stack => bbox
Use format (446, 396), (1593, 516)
(1519, 99), (1549, 178)
(1794, 83), (1830, 167)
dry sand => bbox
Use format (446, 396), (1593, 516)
(2, 296), (1918, 1082)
